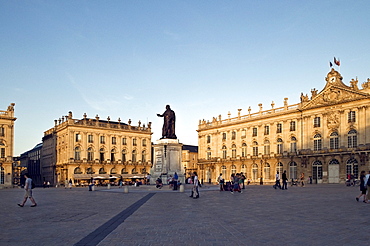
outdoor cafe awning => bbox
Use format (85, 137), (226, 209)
(73, 174), (145, 179)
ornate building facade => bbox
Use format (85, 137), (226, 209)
(197, 69), (370, 184)
(41, 111), (152, 186)
(0, 103), (16, 188)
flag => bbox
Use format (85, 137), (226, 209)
(329, 62), (333, 67)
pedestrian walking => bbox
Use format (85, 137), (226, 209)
(18, 173), (37, 207)
(282, 170), (288, 190)
(230, 173), (235, 193)
(217, 173), (224, 191)
(300, 173), (305, 187)
(273, 171), (281, 189)
(189, 172), (199, 199)
(241, 172), (246, 189)
(356, 171), (366, 202)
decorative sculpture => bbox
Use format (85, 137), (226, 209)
(157, 105), (177, 139)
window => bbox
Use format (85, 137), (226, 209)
(207, 147), (211, 160)
(252, 141), (258, 156)
(252, 128), (258, 137)
(241, 164), (247, 175)
(86, 167), (94, 174)
(112, 137), (116, 145)
(348, 130), (357, 148)
(87, 147), (94, 161)
(132, 150), (137, 162)
(100, 136), (105, 144)
(289, 162), (297, 180)
(264, 140), (270, 155)
(122, 149), (127, 162)
(207, 135), (211, 144)
(277, 123), (282, 134)
(312, 160), (323, 180)
(221, 166), (227, 177)
(264, 125), (269, 135)
(74, 167), (82, 174)
(122, 138), (127, 145)
(222, 146), (227, 159)
(142, 150), (146, 162)
(241, 143), (247, 157)
(276, 162), (283, 178)
(0, 127), (4, 137)
(75, 133), (81, 142)
(232, 131), (236, 140)
(241, 129), (246, 138)
(88, 135), (94, 143)
(290, 121), (296, 131)
(111, 168), (117, 174)
(133, 138), (137, 146)
(0, 147), (5, 158)
(231, 144), (237, 158)
(348, 111), (356, 123)
(252, 164), (258, 180)
(222, 133), (227, 141)
(142, 139), (147, 147)
(314, 134), (322, 151)
(330, 132), (339, 149)
(264, 163), (271, 180)
(132, 168), (137, 174)
(277, 138), (283, 154)
(111, 149), (115, 162)
(314, 117), (321, 128)
(231, 165), (236, 174)
(100, 148), (105, 161)
(290, 136), (297, 153)
(74, 147), (81, 160)
(121, 168), (127, 174)
(346, 158), (359, 179)
(99, 168), (106, 174)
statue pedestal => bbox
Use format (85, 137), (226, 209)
(151, 139), (184, 184)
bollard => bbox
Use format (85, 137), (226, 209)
(123, 186), (129, 193)
(107, 183), (111, 189)
(179, 184), (185, 193)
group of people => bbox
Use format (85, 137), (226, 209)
(217, 172), (247, 193)
(273, 170), (289, 190)
(356, 170), (370, 203)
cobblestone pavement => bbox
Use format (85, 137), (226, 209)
(0, 183), (368, 246)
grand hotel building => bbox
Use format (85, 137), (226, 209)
(41, 111), (152, 186)
(197, 69), (370, 184)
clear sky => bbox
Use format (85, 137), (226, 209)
(1, 0), (370, 156)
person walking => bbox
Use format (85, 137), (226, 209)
(300, 173), (305, 187)
(356, 171), (366, 202)
(68, 179), (73, 189)
(230, 173), (235, 194)
(18, 173), (37, 207)
(241, 172), (246, 189)
(173, 172), (178, 190)
(274, 171), (281, 189)
(189, 172), (200, 199)
(217, 173), (224, 191)
(282, 170), (288, 190)
(363, 171), (370, 203)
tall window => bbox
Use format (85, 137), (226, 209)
(122, 138), (127, 145)
(277, 138), (283, 154)
(0, 127), (5, 137)
(289, 161), (297, 180)
(252, 164), (258, 180)
(231, 165), (236, 174)
(142, 150), (146, 162)
(74, 147), (81, 160)
(100, 136), (105, 144)
(277, 123), (282, 133)
(110, 149), (115, 162)
(330, 132), (339, 149)
(88, 134), (94, 143)
(264, 140), (270, 155)
(314, 117), (321, 128)
(100, 148), (105, 161)
(290, 121), (296, 131)
(0, 141), (5, 158)
(241, 129), (246, 138)
(231, 144), (237, 158)
(252, 128), (258, 137)
(241, 143), (247, 157)
(312, 160), (323, 180)
(346, 158), (359, 179)
(207, 135), (211, 143)
(132, 150), (137, 162)
(142, 139), (147, 146)
(290, 136), (297, 153)
(207, 147), (211, 160)
(75, 133), (81, 142)
(133, 138), (137, 146)
(252, 141), (258, 156)
(264, 163), (271, 180)
(222, 145), (227, 159)
(264, 125), (270, 135)
(231, 131), (236, 140)
(348, 111), (356, 123)
(221, 166), (227, 177)
(112, 137), (116, 145)
(222, 133), (227, 141)
(122, 149), (127, 162)
(314, 134), (322, 151)
(87, 147), (94, 161)
(348, 130), (357, 148)
(276, 162), (283, 176)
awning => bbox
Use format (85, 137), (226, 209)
(73, 174), (145, 179)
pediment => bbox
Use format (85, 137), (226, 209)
(301, 85), (370, 110)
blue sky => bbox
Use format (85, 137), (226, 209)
(1, 0), (370, 156)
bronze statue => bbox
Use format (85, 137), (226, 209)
(157, 105), (177, 139)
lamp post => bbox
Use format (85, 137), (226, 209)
(260, 159), (264, 185)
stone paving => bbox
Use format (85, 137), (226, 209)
(0, 183), (368, 246)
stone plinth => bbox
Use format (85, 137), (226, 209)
(150, 139), (184, 184)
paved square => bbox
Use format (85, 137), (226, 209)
(0, 184), (368, 246)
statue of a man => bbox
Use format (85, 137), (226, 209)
(157, 105), (177, 139)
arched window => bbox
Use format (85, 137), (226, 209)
(348, 130), (357, 148)
(289, 161), (297, 180)
(252, 164), (258, 181)
(74, 147), (81, 160)
(312, 160), (323, 180)
(111, 149), (116, 162)
(276, 162), (283, 176)
(110, 168), (117, 174)
(252, 141), (258, 156)
(264, 140), (270, 155)
(86, 167), (94, 174)
(290, 136), (297, 153)
(122, 149), (127, 162)
(264, 163), (271, 180)
(207, 147), (211, 160)
(87, 147), (94, 161)
(231, 144), (237, 158)
(241, 164), (247, 174)
(241, 143), (247, 157)
(100, 148), (105, 161)
(346, 158), (359, 179)
(121, 167), (127, 174)
(231, 165), (236, 174)
(132, 150), (137, 162)
(222, 145), (227, 159)
(330, 132), (339, 149)
(277, 138), (283, 154)
(99, 167), (106, 174)
(314, 134), (322, 151)
(221, 165), (227, 177)
(74, 167), (82, 174)
(142, 150), (146, 162)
